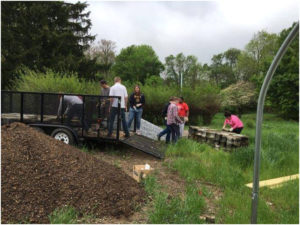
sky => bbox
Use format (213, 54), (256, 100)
(84, 0), (299, 64)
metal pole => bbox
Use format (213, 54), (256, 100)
(251, 22), (299, 224)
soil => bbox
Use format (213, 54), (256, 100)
(83, 143), (222, 224)
(1, 123), (146, 224)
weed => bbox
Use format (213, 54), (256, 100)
(49, 206), (78, 224)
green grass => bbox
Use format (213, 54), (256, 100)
(162, 113), (299, 224)
(143, 175), (206, 224)
(49, 206), (78, 224)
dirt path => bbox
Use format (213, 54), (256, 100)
(81, 143), (222, 224)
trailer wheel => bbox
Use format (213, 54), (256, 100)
(51, 128), (74, 145)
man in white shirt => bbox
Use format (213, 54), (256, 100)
(57, 95), (89, 132)
(107, 77), (130, 138)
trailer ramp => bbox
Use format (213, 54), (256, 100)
(121, 134), (166, 159)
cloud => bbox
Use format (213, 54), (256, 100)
(87, 0), (299, 64)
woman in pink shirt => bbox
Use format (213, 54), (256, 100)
(222, 111), (244, 134)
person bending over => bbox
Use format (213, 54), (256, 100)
(222, 111), (244, 134)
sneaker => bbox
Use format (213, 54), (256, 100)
(125, 133), (130, 138)
(136, 130), (141, 135)
(157, 134), (161, 141)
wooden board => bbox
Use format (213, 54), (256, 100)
(245, 174), (299, 189)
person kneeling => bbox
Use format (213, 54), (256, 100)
(222, 111), (244, 134)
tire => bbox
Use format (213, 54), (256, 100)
(51, 128), (75, 145)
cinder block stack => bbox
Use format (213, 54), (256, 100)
(188, 126), (249, 152)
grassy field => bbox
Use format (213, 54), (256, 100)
(145, 113), (299, 224)
(48, 113), (298, 224)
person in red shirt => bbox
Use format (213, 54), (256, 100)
(176, 97), (189, 137)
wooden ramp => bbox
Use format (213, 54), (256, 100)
(121, 134), (166, 159)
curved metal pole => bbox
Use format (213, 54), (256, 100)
(251, 22), (299, 224)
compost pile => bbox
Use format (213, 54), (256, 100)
(1, 123), (146, 223)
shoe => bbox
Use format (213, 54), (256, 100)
(157, 134), (161, 141)
(125, 133), (130, 138)
(136, 130), (141, 135)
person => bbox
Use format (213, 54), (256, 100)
(107, 77), (130, 138)
(167, 97), (183, 143)
(57, 94), (89, 132)
(157, 98), (171, 143)
(176, 97), (189, 137)
(222, 111), (244, 134)
(99, 80), (110, 129)
(127, 85), (145, 135)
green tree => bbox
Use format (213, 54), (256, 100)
(1, 1), (95, 88)
(164, 53), (202, 88)
(111, 45), (164, 83)
(266, 23), (299, 120)
(85, 39), (116, 79)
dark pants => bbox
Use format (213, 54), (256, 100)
(100, 101), (110, 129)
(108, 107), (129, 136)
(169, 123), (180, 143)
(158, 120), (171, 143)
(67, 104), (89, 131)
(232, 127), (243, 134)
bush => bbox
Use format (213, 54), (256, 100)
(11, 68), (221, 125)
(220, 81), (257, 117)
(12, 67), (99, 94)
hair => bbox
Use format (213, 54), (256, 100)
(169, 96), (179, 101)
(224, 111), (231, 117)
(180, 96), (184, 101)
(134, 85), (141, 94)
(114, 76), (121, 82)
(100, 80), (107, 85)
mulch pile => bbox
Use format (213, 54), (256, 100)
(1, 123), (146, 223)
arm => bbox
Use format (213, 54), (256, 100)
(174, 106), (182, 123)
(223, 119), (228, 129)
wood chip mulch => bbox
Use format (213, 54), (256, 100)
(1, 122), (146, 224)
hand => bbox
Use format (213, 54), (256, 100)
(184, 117), (189, 122)
(230, 128), (233, 132)
(136, 103), (142, 107)
(133, 106), (137, 110)
(125, 106), (128, 112)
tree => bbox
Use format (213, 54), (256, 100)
(220, 81), (256, 117)
(1, 1), (95, 88)
(111, 45), (164, 83)
(164, 53), (202, 88)
(85, 39), (116, 79)
(266, 23), (299, 120)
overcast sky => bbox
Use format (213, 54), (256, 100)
(85, 0), (299, 64)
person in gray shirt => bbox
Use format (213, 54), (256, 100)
(99, 80), (110, 129)
(57, 95), (89, 132)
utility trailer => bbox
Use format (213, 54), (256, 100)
(1, 91), (165, 158)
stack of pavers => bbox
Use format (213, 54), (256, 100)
(188, 126), (249, 152)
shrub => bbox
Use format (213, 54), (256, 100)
(220, 81), (256, 117)
(12, 67), (99, 94)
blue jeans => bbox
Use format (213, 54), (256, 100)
(158, 120), (171, 143)
(127, 107), (143, 130)
(169, 123), (180, 143)
(108, 107), (129, 136)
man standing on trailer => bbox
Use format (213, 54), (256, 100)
(107, 77), (130, 138)
(57, 95), (89, 133)
(99, 80), (110, 129)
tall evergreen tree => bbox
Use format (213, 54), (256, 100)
(1, 1), (95, 88)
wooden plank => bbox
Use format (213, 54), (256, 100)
(245, 174), (299, 189)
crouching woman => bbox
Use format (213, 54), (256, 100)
(222, 111), (244, 134)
